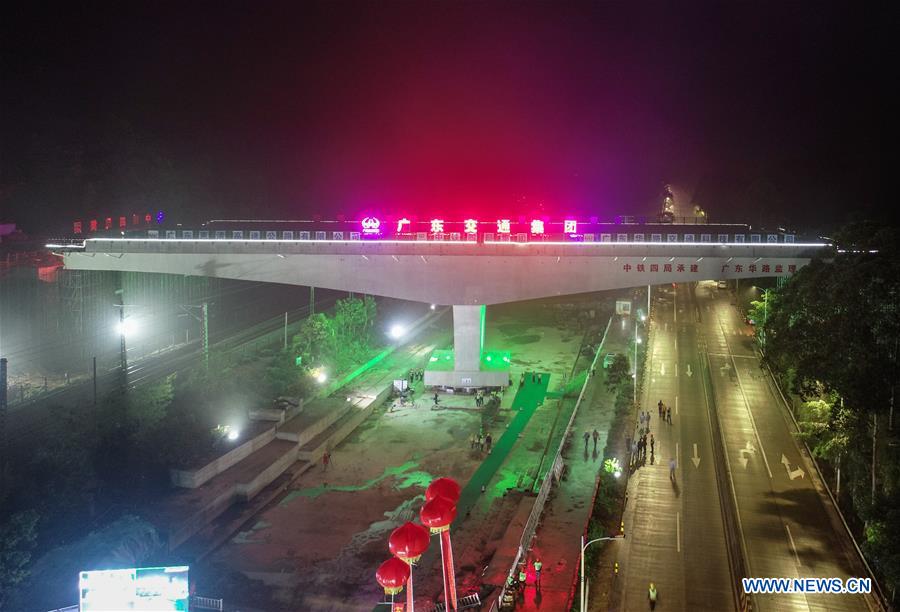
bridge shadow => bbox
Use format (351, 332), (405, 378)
(749, 487), (853, 571)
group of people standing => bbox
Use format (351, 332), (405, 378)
(519, 371), (543, 386)
(501, 558), (543, 608)
(408, 368), (424, 383)
(583, 428), (601, 453)
(657, 399), (672, 425)
(633, 410), (656, 463)
(470, 430), (493, 453)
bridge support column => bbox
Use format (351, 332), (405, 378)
(424, 305), (510, 390)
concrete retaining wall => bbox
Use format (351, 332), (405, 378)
(298, 384), (393, 462)
(167, 487), (237, 551)
(275, 401), (350, 445)
(236, 445), (300, 501)
(170, 425), (276, 489)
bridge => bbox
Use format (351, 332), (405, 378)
(53, 235), (829, 388)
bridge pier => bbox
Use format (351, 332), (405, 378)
(424, 305), (510, 390)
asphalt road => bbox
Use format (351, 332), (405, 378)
(619, 284), (733, 610)
(696, 281), (875, 612)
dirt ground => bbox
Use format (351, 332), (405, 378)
(202, 298), (598, 611)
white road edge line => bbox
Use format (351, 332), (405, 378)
(731, 351), (774, 480)
(785, 523), (801, 567)
(675, 395), (679, 415)
(716, 313), (774, 480)
(677, 511), (682, 553)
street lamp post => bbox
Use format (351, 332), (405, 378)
(753, 287), (769, 350)
(633, 314), (645, 405)
(580, 535), (623, 612)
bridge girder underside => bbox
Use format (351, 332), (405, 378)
(64, 252), (810, 305)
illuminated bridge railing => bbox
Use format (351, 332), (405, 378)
(52, 237), (830, 261)
(127, 228), (800, 244)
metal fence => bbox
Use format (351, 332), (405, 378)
(191, 595), (225, 610)
(488, 317), (612, 611)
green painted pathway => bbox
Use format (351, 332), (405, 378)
(453, 373), (549, 528)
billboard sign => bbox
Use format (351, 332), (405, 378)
(615, 300), (632, 315)
(78, 566), (189, 611)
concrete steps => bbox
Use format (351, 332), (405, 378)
(276, 397), (352, 445)
(298, 384), (393, 461)
(157, 438), (299, 551)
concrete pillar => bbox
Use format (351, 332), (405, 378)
(453, 305), (484, 371)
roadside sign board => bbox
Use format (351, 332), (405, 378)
(616, 300), (632, 315)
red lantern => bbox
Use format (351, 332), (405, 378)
(389, 522), (430, 564)
(420, 495), (457, 534)
(376, 557), (411, 596)
(426, 478), (461, 504)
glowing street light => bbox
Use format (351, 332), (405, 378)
(316, 371), (328, 384)
(227, 429), (240, 441)
(389, 324), (406, 340)
(430, 304), (436, 310)
(116, 318), (137, 338)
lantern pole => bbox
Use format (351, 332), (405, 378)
(438, 531), (453, 610)
(442, 529), (458, 611)
(407, 572), (414, 612)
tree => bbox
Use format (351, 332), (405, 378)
(605, 354), (630, 392)
(292, 313), (332, 365)
(333, 296), (377, 355)
(0, 510), (39, 607)
(760, 222), (900, 594)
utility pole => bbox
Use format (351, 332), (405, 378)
(92, 356), (97, 406)
(633, 316), (639, 405)
(872, 412), (877, 505)
(201, 302), (209, 370)
(181, 302), (210, 370)
(114, 289), (128, 372)
(283, 311), (288, 350)
(309, 286), (316, 316)
(1, 357), (7, 470)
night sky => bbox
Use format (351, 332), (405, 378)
(0, 2), (891, 234)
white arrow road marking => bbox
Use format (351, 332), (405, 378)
(686, 363), (693, 377)
(691, 443), (701, 467)
(781, 454), (806, 480)
(738, 441), (756, 469)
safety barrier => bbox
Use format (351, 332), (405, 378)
(699, 349), (754, 612)
(488, 317), (612, 611)
(428, 592), (481, 611)
(191, 595), (224, 610)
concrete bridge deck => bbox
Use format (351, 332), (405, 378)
(57, 237), (828, 305)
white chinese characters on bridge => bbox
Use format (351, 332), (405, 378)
(620, 262), (798, 274)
